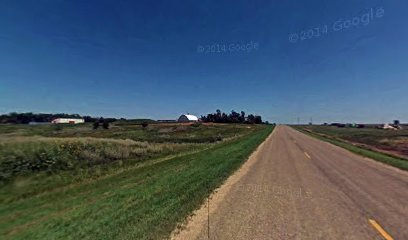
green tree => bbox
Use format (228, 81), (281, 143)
(102, 121), (109, 129)
(141, 121), (149, 129)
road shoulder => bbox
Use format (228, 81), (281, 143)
(171, 127), (277, 240)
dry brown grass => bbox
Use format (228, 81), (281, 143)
(0, 136), (197, 180)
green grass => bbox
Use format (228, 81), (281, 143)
(0, 137), (207, 202)
(292, 126), (408, 171)
(0, 136), (198, 182)
(0, 122), (257, 144)
(297, 125), (408, 156)
(0, 125), (273, 239)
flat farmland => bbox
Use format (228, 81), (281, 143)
(0, 122), (273, 239)
(293, 125), (408, 170)
(0, 122), (250, 143)
(297, 125), (408, 158)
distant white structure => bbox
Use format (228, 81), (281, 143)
(381, 123), (397, 130)
(51, 118), (84, 124)
(178, 114), (199, 122)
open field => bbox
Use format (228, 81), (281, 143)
(0, 122), (249, 143)
(292, 125), (408, 170)
(0, 122), (273, 239)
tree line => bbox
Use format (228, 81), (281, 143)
(200, 110), (263, 124)
(0, 111), (266, 125)
(0, 112), (118, 124)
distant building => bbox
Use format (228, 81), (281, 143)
(51, 118), (84, 124)
(392, 120), (402, 129)
(178, 114), (199, 122)
(380, 123), (397, 130)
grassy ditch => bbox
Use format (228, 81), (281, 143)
(292, 126), (408, 171)
(0, 137), (196, 181)
(0, 125), (273, 239)
(0, 137), (207, 202)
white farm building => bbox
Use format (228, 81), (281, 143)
(51, 118), (85, 124)
(178, 114), (199, 122)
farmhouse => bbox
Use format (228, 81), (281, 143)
(51, 118), (84, 124)
(178, 114), (199, 122)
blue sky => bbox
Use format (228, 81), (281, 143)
(0, 0), (407, 123)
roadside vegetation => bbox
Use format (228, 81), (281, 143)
(0, 137), (197, 181)
(0, 122), (273, 239)
(292, 125), (408, 171)
(0, 122), (250, 143)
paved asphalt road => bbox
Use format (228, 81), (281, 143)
(175, 125), (408, 240)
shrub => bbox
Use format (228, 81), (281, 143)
(53, 124), (63, 131)
(215, 134), (223, 141)
(191, 122), (201, 128)
(0, 137), (191, 181)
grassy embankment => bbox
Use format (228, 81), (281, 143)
(292, 125), (408, 171)
(0, 122), (244, 143)
(0, 123), (273, 239)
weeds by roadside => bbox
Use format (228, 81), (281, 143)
(0, 137), (194, 181)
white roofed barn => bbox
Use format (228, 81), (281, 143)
(178, 114), (199, 122)
(51, 118), (84, 124)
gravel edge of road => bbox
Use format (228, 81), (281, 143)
(170, 127), (277, 240)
